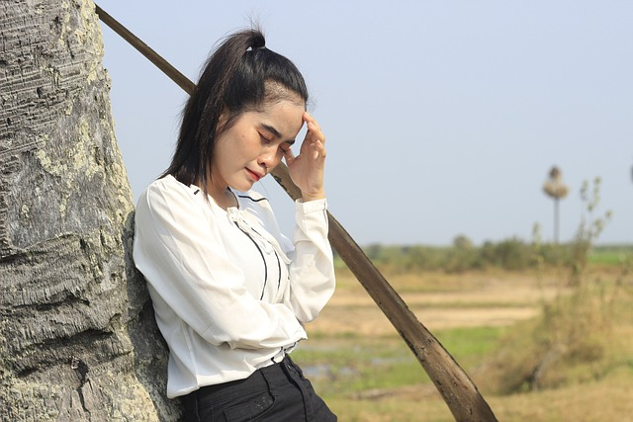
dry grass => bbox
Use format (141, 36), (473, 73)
(326, 369), (633, 422)
(301, 265), (633, 421)
(309, 268), (567, 336)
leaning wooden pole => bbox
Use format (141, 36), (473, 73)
(95, 5), (497, 421)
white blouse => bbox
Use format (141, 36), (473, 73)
(133, 175), (335, 398)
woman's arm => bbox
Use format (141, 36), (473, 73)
(278, 112), (335, 321)
(287, 198), (336, 323)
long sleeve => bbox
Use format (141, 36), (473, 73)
(133, 179), (306, 351)
(287, 199), (336, 322)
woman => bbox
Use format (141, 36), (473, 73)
(133, 28), (337, 421)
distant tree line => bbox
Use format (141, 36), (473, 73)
(336, 236), (627, 274)
(333, 177), (626, 274)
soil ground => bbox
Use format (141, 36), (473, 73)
(309, 270), (567, 335)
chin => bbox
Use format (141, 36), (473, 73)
(231, 182), (254, 193)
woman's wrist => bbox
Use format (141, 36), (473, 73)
(301, 190), (325, 202)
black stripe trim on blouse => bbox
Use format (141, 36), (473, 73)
(233, 222), (268, 300)
(237, 194), (269, 203)
(273, 248), (282, 290)
(248, 224), (282, 295)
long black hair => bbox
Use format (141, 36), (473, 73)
(162, 28), (309, 193)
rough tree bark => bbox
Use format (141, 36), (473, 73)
(0, 0), (179, 420)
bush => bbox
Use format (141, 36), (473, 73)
(361, 237), (566, 273)
(476, 178), (631, 395)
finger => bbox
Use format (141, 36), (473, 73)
(300, 132), (318, 156)
(283, 147), (296, 165)
(303, 112), (325, 144)
(303, 111), (319, 129)
(311, 139), (326, 161)
(316, 140), (327, 158)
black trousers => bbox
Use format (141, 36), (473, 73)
(181, 356), (337, 421)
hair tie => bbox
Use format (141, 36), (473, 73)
(249, 33), (266, 51)
(246, 45), (266, 52)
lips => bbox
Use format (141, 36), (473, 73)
(246, 168), (264, 182)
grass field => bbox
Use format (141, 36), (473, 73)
(292, 250), (633, 421)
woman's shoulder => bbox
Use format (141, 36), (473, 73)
(145, 174), (191, 191)
(138, 175), (201, 210)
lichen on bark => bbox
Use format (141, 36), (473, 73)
(0, 1), (179, 420)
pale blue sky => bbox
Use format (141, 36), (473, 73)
(99, 1), (632, 246)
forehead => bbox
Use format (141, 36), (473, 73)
(254, 100), (305, 137)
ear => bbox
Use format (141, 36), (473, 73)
(215, 107), (229, 133)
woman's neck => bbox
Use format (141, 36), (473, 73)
(208, 184), (237, 210)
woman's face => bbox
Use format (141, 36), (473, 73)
(211, 99), (305, 193)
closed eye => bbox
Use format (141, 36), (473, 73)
(279, 142), (294, 155)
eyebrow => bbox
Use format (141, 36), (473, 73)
(260, 123), (295, 146)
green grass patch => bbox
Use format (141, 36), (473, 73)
(435, 326), (508, 367)
(588, 245), (633, 265)
(292, 337), (426, 397)
(293, 326), (506, 399)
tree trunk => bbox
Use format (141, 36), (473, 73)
(0, 1), (179, 420)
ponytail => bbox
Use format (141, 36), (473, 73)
(162, 28), (309, 194)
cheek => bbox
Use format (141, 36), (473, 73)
(242, 132), (263, 155)
(213, 141), (235, 168)
(218, 133), (255, 164)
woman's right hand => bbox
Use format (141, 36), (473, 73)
(283, 112), (327, 202)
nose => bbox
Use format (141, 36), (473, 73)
(258, 147), (281, 170)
